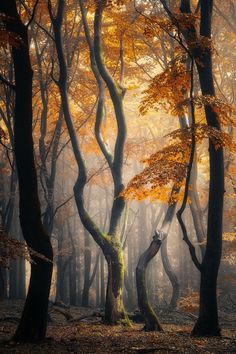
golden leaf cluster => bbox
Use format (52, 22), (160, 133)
(123, 123), (235, 202)
(122, 139), (190, 201)
(140, 55), (190, 115)
(175, 95), (236, 126)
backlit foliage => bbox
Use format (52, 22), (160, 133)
(140, 54), (190, 115)
(175, 95), (236, 126)
(122, 134), (190, 201)
(123, 123), (235, 201)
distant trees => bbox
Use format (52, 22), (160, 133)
(0, 0), (234, 342)
(126, 0), (226, 336)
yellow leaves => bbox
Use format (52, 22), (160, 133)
(123, 123), (235, 202)
(169, 124), (236, 151)
(140, 55), (190, 116)
(122, 138), (190, 201)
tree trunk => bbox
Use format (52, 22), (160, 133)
(1, 1), (53, 342)
(191, 1), (224, 336)
(82, 230), (92, 307)
(100, 254), (105, 307)
(136, 232), (163, 331)
(136, 193), (178, 331)
(161, 238), (180, 311)
(104, 243), (128, 325)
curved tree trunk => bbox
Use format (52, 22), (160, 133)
(161, 238), (180, 311)
(48, 0), (129, 325)
(136, 196), (178, 331)
(136, 232), (163, 331)
(1, 1), (53, 342)
(160, 0), (224, 336)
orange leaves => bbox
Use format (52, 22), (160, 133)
(139, 55), (190, 115)
(122, 137), (190, 201)
(122, 123), (235, 202)
(178, 290), (199, 314)
(175, 95), (236, 126)
(168, 124), (236, 151)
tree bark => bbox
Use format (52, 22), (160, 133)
(180, 0), (224, 336)
(136, 231), (163, 331)
(160, 238), (180, 311)
(49, 0), (129, 325)
(1, 1), (53, 342)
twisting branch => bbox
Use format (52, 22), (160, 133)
(19, 0), (55, 41)
(53, 195), (74, 218)
(79, 0), (113, 170)
(26, 0), (39, 28)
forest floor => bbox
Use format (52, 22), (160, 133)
(0, 300), (236, 353)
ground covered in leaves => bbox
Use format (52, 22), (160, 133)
(0, 301), (236, 353)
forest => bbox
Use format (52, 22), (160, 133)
(0, 0), (236, 353)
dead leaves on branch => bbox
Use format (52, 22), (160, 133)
(0, 228), (52, 267)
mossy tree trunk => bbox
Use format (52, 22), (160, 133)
(49, 0), (128, 325)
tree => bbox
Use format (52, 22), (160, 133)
(160, 0), (224, 336)
(134, 0), (225, 336)
(47, 0), (130, 324)
(0, 1), (53, 342)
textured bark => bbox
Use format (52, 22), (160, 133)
(104, 242), (128, 324)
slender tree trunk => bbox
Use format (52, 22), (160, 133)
(82, 230), (92, 307)
(191, 1), (224, 336)
(100, 254), (105, 307)
(49, 0), (129, 325)
(161, 238), (180, 311)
